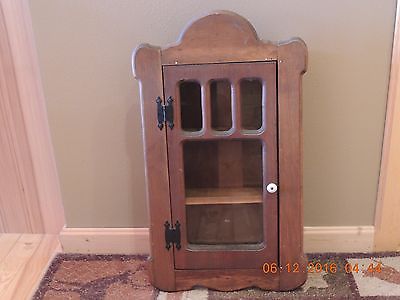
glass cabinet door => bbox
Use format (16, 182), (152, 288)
(163, 62), (278, 269)
(184, 139), (264, 247)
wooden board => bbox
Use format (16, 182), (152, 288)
(374, 1), (400, 251)
(186, 187), (262, 205)
(0, 0), (65, 234)
(161, 11), (278, 65)
(0, 234), (60, 300)
(175, 268), (280, 292)
(0, 234), (20, 263)
(277, 39), (308, 291)
(10, 235), (60, 300)
(132, 45), (176, 290)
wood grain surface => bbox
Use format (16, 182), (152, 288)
(133, 45), (176, 290)
(374, 1), (400, 252)
(0, 0), (65, 233)
(0, 234), (60, 300)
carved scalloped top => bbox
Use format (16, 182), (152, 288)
(160, 11), (280, 65)
(176, 11), (261, 48)
(133, 11), (307, 72)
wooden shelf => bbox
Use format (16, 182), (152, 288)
(186, 187), (262, 205)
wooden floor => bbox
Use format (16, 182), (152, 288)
(0, 234), (61, 300)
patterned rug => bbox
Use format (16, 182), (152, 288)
(33, 253), (400, 299)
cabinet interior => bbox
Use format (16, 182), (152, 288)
(183, 140), (264, 246)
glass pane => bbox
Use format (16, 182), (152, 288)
(180, 81), (202, 131)
(240, 79), (262, 130)
(183, 140), (263, 248)
(210, 80), (232, 131)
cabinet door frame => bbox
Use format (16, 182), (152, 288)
(163, 61), (278, 270)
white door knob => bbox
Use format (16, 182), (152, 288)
(266, 183), (278, 194)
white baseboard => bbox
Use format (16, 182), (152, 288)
(60, 226), (374, 254)
(303, 226), (374, 253)
(60, 227), (150, 254)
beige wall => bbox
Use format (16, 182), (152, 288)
(29, 0), (396, 227)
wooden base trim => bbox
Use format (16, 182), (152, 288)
(60, 226), (374, 254)
(304, 226), (374, 253)
(60, 227), (150, 254)
(174, 269), (281, 292)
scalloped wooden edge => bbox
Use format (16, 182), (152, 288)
(132, 11), (307, 70)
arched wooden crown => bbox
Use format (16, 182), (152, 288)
(176, 11), (261, 48)
(134, 10), (306, 72)
(161, 11), (279, 65)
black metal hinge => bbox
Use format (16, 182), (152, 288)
(164, 220), (181, 250)
(156, 96), (174, 130)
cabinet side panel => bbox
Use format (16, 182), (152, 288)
(133, 45), (175, 291)
(277, 39), (308, 290)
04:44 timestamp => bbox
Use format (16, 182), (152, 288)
(262, 261), (382, 274)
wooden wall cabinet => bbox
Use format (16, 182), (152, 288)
(133, 11), (307, 291)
